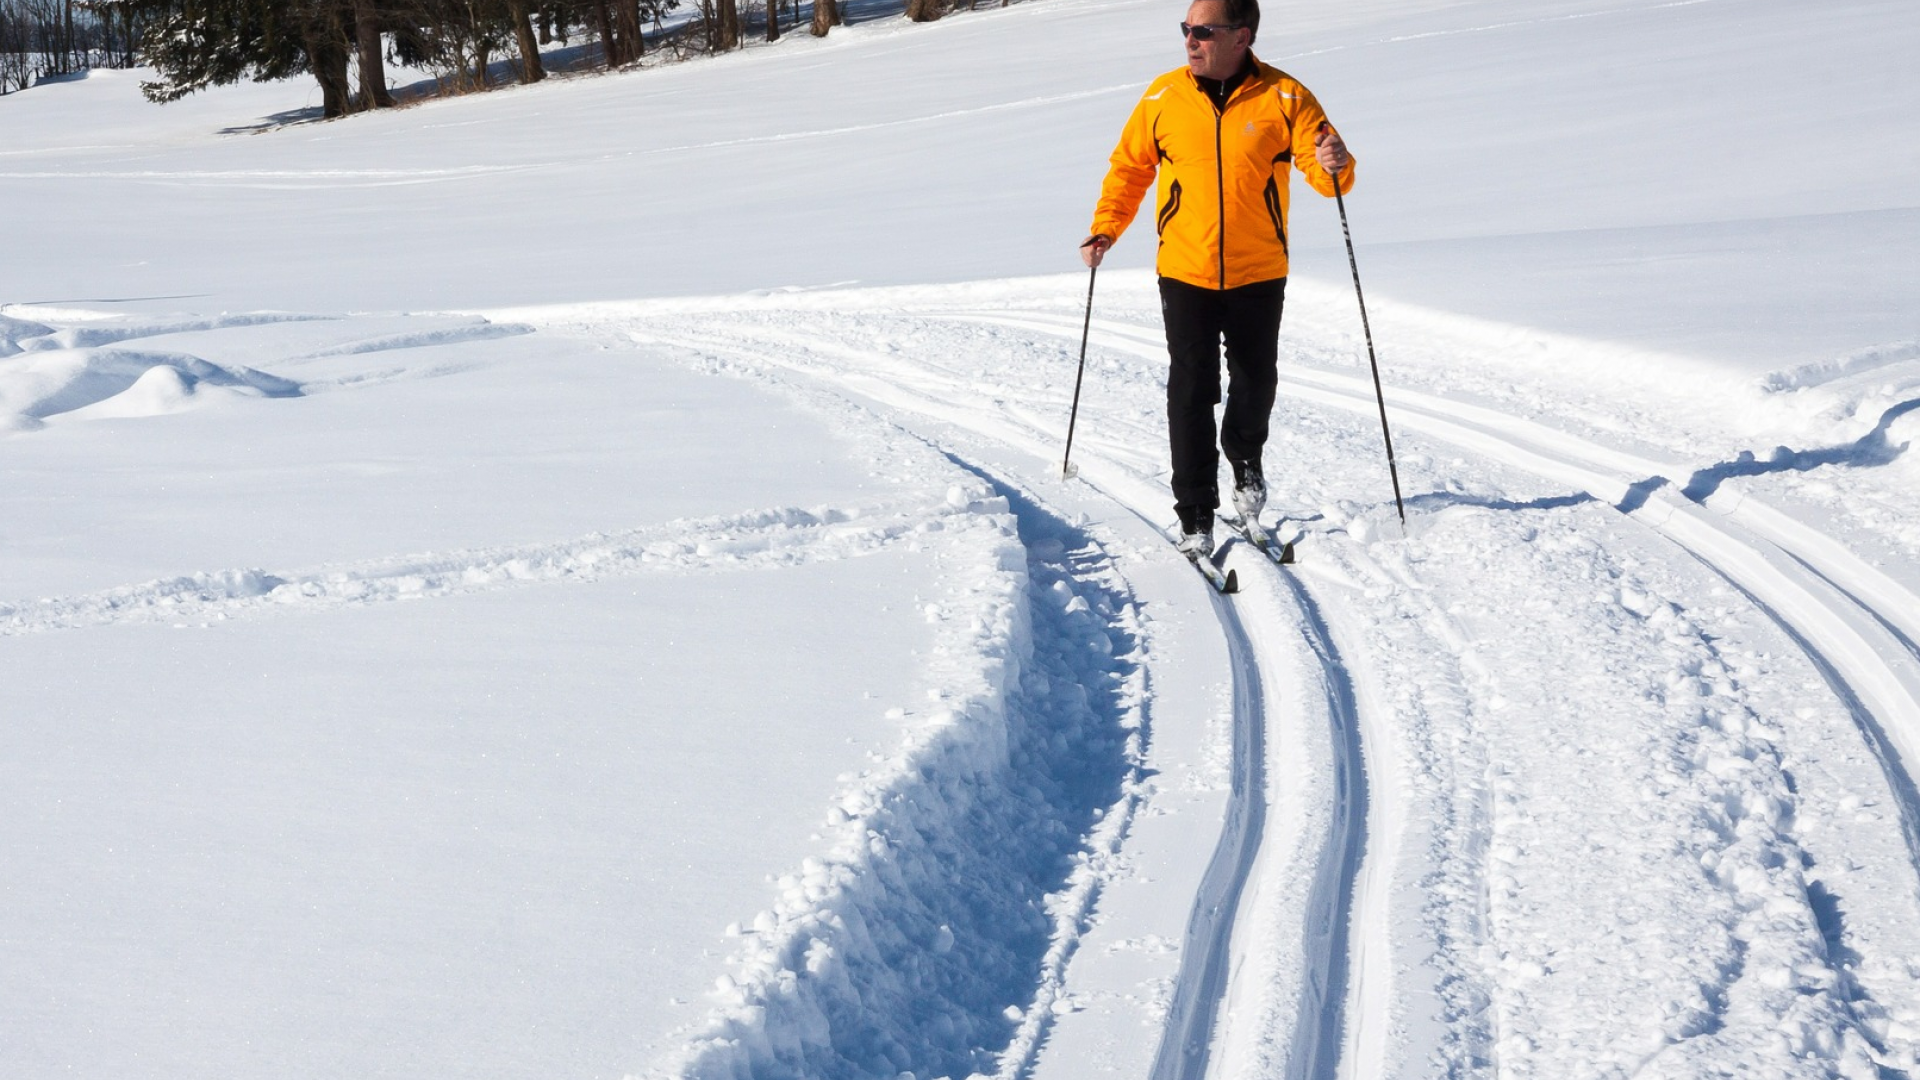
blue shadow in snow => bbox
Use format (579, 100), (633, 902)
(1407, 490), (1598, 515)
(773, 451), (1142, 1080)
(1619, 397), (1917, 513)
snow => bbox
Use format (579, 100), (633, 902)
(2, 561), (945, 1079)
(4, 0), (1920, 1078)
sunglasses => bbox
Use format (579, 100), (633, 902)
(1180, 22), (1243, 41)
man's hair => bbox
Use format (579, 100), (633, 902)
(1223, 0), (1260, 40)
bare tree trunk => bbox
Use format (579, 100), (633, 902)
(614, 0), (641, 62)
(309, 35), (353, 117)
(508, 0), (546, 81)
(352, 0), (395, 107)
(765, 0), (778, 41)
(473, 37), (493, 87)
(591, 0), (618, 64)
(905, 0), (943, 22)
(809, 0), (838, 36)
(715, 0), (739, 49)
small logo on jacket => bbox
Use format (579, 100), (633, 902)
(1244, 121), (1257, 135)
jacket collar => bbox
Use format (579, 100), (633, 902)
(1181, 53), (1272, 108)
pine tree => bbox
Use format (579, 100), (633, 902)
(115, 0), (309, 107)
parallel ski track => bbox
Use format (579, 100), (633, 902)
(1275, 573), (1368, 1080)
(962, 309), (1920, 882)
(1149, 588), (1267, 1080)
(620, 318), (1369, 1080)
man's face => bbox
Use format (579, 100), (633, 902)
(1185, 0), (1252, 81)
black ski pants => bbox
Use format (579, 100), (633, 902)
(1159, 275), (1286, 514)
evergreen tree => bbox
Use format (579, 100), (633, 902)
(115, 0), (309, 106)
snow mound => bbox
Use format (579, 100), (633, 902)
(61, 363), (218, 419)
(0, 313), (54, 357)
(0, 346), (300, 428)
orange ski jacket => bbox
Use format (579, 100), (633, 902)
(1090, 57), (1353, 291)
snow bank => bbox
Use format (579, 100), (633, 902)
(646, 482), (1155, 1080)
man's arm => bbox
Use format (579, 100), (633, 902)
(1081, 90), (1163, 265)
(1290, 86), (1355, 197)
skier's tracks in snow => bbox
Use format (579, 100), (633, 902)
(1284, 578), (1368, 1080)
(0, 498), (977, 636)
(1149, 590), (1266, 1080)
(976, 308), (1920, 883)
(623, 317), (1373, 1080)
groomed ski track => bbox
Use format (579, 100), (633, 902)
(564, 302), (1379, 1080)
(498, 269), (1920, 1079)
(993, 307), (1920, 878)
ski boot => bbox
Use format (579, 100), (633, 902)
(1230, 459), (1266, 522)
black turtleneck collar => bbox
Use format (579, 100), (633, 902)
(1195, 55), (1256, 111)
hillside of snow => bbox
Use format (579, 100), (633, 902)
(4, 1), (1919, 1079)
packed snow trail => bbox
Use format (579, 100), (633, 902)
(1274, 576), (1368, 1080)
(1147, 591), (1265, 1080)
(1023, 308), (1920, 882)
(532, 295), (1388, 1080)
(500, 268), (1920, 1078)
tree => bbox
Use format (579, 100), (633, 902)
(807, 0), (834, 37)
(904, 0), (941, 21)
(115, 0), (310, 107)
(351, 0), (394, 105)
(504, 0), (543, 79)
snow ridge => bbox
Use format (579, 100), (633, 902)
(0, 497), (989, 635)
(662, 483), (1151, 1080)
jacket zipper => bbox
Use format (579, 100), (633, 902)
(1214, 106), (1227, 290)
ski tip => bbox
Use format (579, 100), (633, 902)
(1223, 568), (1240, 594)
(1278, 542), (1296, 565)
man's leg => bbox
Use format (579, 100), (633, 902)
(1219, 277), (1286, 473)
(1159, 277), (1226, 525)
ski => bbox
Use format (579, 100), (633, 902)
(1188, 550), (1239, 593)
(1225, 515), (1297, 566)
(1172, 534), (1238, 593)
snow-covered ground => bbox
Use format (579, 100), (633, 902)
(3, 1), (1918, 1078)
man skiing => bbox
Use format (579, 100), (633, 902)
(1081, 0), (1352, 557)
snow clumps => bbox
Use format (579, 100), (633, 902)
(664, 486), (1151, 1080)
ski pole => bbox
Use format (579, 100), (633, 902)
(1061, 261), (1097, 480)
(1323, 122), (1407, 527)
